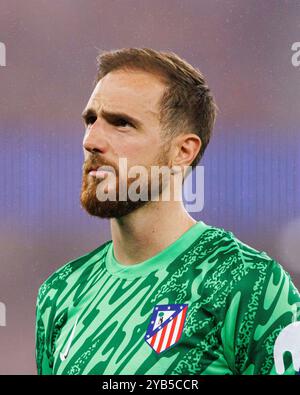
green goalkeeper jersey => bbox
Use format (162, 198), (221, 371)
(35, 221), (300, 375)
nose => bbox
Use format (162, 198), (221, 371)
(83, 121), (108, 154)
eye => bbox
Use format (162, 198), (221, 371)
(114, 118), (133, 128)
(85, 115), (97, 126)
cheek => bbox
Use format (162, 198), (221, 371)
(114, 135), (162, 165)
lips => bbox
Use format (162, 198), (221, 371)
(86, 164), (115, 173)
(87, 166), (98, 173)
(86, 164), (116, 181)
(96, 165), (115, 173)
(86, 167), (101, 175)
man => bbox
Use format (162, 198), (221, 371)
(36, 48), (300, 375)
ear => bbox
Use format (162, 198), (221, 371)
(172, 133), (202, 168)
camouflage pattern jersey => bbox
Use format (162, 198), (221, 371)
(35, 221), (300, 375)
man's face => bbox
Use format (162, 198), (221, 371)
(80, 69), (172, 218)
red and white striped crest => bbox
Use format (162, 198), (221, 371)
(144, 304), (188, 353)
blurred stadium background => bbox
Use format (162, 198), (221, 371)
(0, 0), (299, 374)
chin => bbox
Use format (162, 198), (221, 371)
(80, 191), (149, 219)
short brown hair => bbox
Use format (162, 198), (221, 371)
(95, 48), (218, 168)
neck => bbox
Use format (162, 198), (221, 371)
(110, 200), (197, 265)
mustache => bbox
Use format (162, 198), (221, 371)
(82, 155), (118, 175)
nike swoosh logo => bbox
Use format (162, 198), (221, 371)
(60, 314), (79, 362)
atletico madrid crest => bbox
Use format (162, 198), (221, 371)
(144, 304), (188, 353)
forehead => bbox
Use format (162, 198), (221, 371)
(85, 69), (166, 120)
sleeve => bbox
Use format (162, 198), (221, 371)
(35, 288), (53, 375)
(221, 258), (300, 375)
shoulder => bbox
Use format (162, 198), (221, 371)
(197, 223), (274, 267)
(36, 240), (111, 308)
(196, 224), (297, 300)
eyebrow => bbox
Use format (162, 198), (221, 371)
(81, 108), (144, 129)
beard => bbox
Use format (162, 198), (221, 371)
(80, 146), (171, 219)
